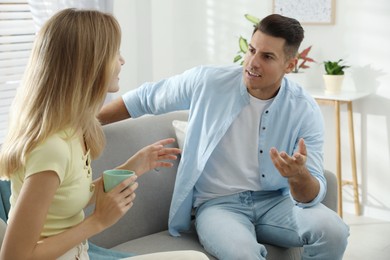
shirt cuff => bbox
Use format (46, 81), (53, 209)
(289, 176), (326, 208)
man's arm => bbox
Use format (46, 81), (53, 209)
(98, 97), (130, 125)
(270, 138), (320, 203)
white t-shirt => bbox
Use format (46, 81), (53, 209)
(194, 95), (273, 207)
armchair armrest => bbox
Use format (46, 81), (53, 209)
(322, 170), (338, 212)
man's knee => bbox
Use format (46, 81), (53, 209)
(296, 206), (349, 252)
(320, 217), (349, 249)
(303, 214), (349, 258)
(310, 213), (349, 239)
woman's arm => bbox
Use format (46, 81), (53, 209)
(116, 138), (181, 177)
(0, 171), (137, 260)
(88, 138), (179, 208)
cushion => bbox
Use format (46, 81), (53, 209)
(111, 230), (216, 259)
(110, 229), (302, 260)
(172, 120), (188, 150)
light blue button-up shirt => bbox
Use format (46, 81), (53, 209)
(123, 64), (325, 236)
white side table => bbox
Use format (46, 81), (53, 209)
(307, 89), (371, 217)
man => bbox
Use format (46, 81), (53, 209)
(99, 14), (349, 260)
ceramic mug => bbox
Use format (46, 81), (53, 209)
(103, 169), (135, 192)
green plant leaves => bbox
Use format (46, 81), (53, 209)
(233, 55), (242, 63)
(233, 14), (258, 64)
(324, 59), (350, 75)
(244, 14), (260, 25)
(238, 36), (248, 53)
(233, 36), (248, 64)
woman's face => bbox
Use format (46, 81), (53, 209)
(108, 53), (125, 93)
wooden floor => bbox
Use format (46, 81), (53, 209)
(343, 213), (390, 259)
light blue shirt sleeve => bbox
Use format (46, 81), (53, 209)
(289, 176), (326, 208)
(122, 67), (203, 117)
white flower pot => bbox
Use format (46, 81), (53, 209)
(323, 75), (344, 94)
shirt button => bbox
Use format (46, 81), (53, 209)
(262, 127), (266, 130)
(262, 174), (265, 177)
(259, 150), (263, 154)
(265, 110), (269, 114)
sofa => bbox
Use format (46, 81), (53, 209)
(86, 111), (338, 259)
(0, 111), (338, 259)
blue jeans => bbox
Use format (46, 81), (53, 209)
(195, 190), (349, 260)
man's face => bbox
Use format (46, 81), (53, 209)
(242, 30), (295, 100)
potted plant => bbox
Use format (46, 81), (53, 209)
(323, 59), (350, 93)
(285, 45), (315, 88)
(293, 46), (315, 73)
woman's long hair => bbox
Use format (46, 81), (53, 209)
(0, 8), (121, 179)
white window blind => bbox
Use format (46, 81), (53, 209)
(0, 0), (35, 143)
(0, 0), (113, 144)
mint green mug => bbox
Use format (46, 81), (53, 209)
(103, 169), (135, 192)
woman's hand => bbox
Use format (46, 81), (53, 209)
(91, 175), (138, 230)
(118, 138), (181, 176)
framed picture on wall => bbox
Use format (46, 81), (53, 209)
(273, 0), (335, 25)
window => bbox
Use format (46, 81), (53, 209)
(0, 0), (35, 143)
(0, 0), (113, 143)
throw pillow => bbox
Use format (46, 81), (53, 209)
(172, 120), (188, 150)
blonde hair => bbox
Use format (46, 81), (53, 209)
(0, 8), (121, 179)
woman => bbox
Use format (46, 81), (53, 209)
(0, 9), (207, 260)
